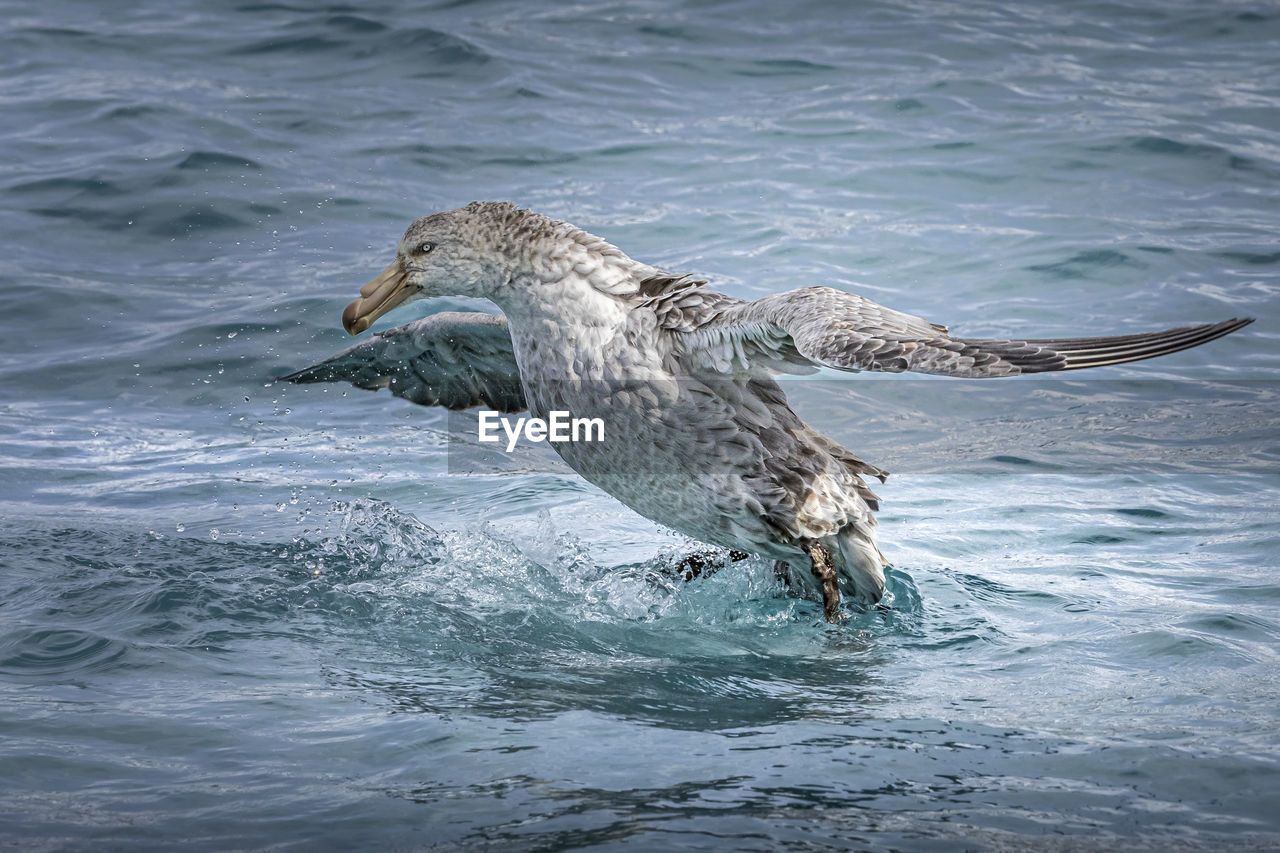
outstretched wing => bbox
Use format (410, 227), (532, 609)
(280, 311), (526, 412)
(675, 286), (1252, 378)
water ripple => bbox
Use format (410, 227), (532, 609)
(0, 628), (128, 677)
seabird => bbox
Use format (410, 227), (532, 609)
(284, 201), (1252, 621)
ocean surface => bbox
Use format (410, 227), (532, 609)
(2, 0), (1279, 849)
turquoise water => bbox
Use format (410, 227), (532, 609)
(2, 0), (1279, 848)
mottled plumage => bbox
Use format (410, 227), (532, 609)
(283, 202), (1252, 619)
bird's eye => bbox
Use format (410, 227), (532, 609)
(417, 241), (436, 255)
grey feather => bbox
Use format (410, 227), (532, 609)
(675, 285), (1253, 378)
(279, 311), (526, 412)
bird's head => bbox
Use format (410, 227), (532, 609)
(341, 202), (517, 335)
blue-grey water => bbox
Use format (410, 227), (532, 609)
(2, 0), (1279, 849)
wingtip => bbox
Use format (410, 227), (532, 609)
(1214, 316), (1255, 336)
(275, 367), (314, 384)
(1060, 316), (1254, 370)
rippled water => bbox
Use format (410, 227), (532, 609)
(2, 0), (1279, 849)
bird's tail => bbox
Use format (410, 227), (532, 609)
(822, 518), (888, 606)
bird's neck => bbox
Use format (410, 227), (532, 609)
(492, 267), (677, 395)
(482, 229), (672, 387)
(494, 271), (632, 378)
(488, 234), (653, 331)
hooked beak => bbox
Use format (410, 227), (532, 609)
(342, 262), (419, 335)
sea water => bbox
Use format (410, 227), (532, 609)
(2, 0), (1278, 848)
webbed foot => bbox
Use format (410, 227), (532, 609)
(804, 541), (840, 623)
(664, 548), (750, 583)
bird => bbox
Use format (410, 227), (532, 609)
(283, 201), (1253, 622)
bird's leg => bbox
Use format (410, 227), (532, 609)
(772, 560), (793, 587)
(804, 541), (841, 622)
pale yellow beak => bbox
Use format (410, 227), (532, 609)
(342, 262), (418, 335)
